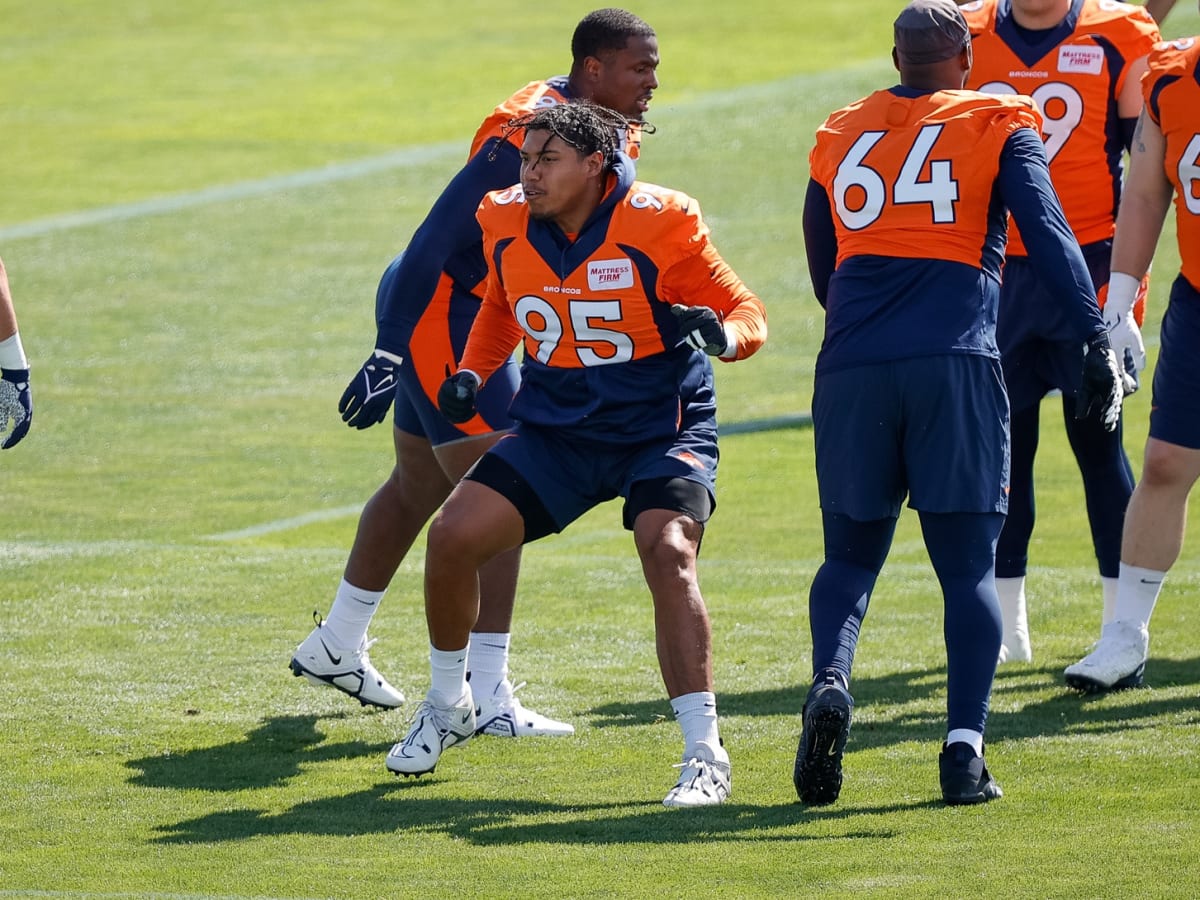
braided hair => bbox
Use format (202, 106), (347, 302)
(501, 101), (634, 169)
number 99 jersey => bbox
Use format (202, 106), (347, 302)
(962, 0), (1160, 255)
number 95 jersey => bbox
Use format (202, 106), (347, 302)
(461, 154), (767, 443)
(962, 0), (1160, 255)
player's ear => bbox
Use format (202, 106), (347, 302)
(892, 46), (901, 73)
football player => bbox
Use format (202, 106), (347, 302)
(289, 10), (659, 738)
(798, 0), (1122, 806)
(1065, 27), (1200, 691)
(962, 0), (1160, 663)
(384, 101), (767, 808)
(0, 256), (32, 450)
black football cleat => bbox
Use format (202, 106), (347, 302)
(939, 741), (1003, 806)
(794, 669), (854, 805)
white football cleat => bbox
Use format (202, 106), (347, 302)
(290, 615), (404, 709)
(662, 741), (731, 808)
(1064, 620), (1149, 693)
(386, 692), (476, 776)
(474, 680), (575, 737)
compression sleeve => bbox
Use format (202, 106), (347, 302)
(998, 128), (1106, 341)
(374, 138), (523, 356)
(801, 177), (837, 308)
(1119, 116), (1139, 152)
(659, 244), (768, 361)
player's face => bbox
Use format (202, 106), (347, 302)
(586, 35), (659, 120)
(520, 132), (604, 231)
(1009, 0), (1071, 27)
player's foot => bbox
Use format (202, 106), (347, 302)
(794, 669), (853, 805)
(385, 692), (476, 776)
(662, 740), (731, 808)
(290, 614), (404, 709)
(1064, 620), (1149, 693)
(997, 629), (1032, 664)
(474, 680), (575, 737)
(939, 741), (1002, 805)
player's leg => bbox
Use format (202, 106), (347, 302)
(797, 361), (904, 805)
(290, 417), (451, 709)
(994, 403), (1038, 663)
(386, 428), (583, 776)
(626, 474), (731, 808)
(797, 511), (896, 806)
(1067, 278), (1200, 690)
(1059, 392), (1134, 626)
(920, 510), (1005, 805)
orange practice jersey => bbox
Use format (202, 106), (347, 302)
(809, 88), (1042, 268)
(469, 79), (643, 162)
(463, 180), (765, 381)
(1143, 37), (1200, 292)
(963, 0), (1160, 254)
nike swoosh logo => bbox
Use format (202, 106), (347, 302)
(352, 596), (378, 607)
(371, 374), (395, 390)
(1139, 578), (1163, 585)
(319, 639), (342, 666)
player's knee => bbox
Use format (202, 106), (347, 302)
(1141, 440), (1200, 491)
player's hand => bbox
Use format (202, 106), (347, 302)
(1075, 334), (1123, 433)
(437, 367), (480, 424)
(1102, 272), (1147, 395)
(0, 367), (32, 449)
(671, 304), (728, 356)
(338, 350), (403, 429)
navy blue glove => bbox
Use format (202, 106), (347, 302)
(671, 304), (728, 356)
(437, 368), (480, 424)
(339, 350), (402, 430)
(1075, 333), (1123, 432)
(0, 367), (32, 449)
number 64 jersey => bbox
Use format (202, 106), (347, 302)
(804, 86), (1112, 374)
(459, 153), (767, 443)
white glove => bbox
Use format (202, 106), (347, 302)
(1103, 272), (1147, 395)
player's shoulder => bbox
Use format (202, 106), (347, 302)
(477, 184), (528, 227)
(469, 79), (571, 157)
(959, 0), (998, 34)
(1076, 0), (1160, 43)
(622, 181), (700, 218)
(940, 89), (1044, 132)
(1146, 36), (1200, 77)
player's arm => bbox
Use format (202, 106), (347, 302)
(801, 177), (837, 308)
(373, 138), (522, 357)
(1117, 54), (1153, 150)
(998, 128), (1106, 338)
(1143, 0), (1177, 23)
(659, 243), (767, 361)
(456, 262), (525, 384)
(1111, 109), (1174, 281)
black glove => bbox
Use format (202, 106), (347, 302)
(1075, 333), (1123, 433)
(437, 368), (480, 424)
(339, 350), (402, 429)
(671, 304), (728, 356)
(0, 367), (31, 449)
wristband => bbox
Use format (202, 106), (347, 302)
(0, 332), (28, 369)
(1106, 272), (1141, 314)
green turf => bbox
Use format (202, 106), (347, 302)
(3, 2), (1200, 897)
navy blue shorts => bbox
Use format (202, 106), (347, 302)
(998, 242), (1109, 413)
(378, 260), (519, 446)
(813, 355), (1010, 519)
(480, 411), (719, 535)
(1149, 275), (1200, 450)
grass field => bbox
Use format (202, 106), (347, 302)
(3, 2), (1200, 897)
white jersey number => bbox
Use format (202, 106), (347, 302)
(833, 124), (959, 230)
(979, 80), (1085, 162)
(514, 296), (635, 366)
(1180, 134), (1200, 216)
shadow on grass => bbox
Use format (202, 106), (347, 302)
(126, 713), (389, 791)
(590, 656), (1200, 750)
(150, 780), (917, 845)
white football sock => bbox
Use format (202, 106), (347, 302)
(322, 579), (385, 648)
(995, 576), (1031, 662)
(467, 631), (511, 698)
(1113, 562), (1165, 632)
(1101, 576), (1118, 629)
(670, 691), (724, 759)
(429, 644), (470, 707)
(946, 729), (984, 755)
